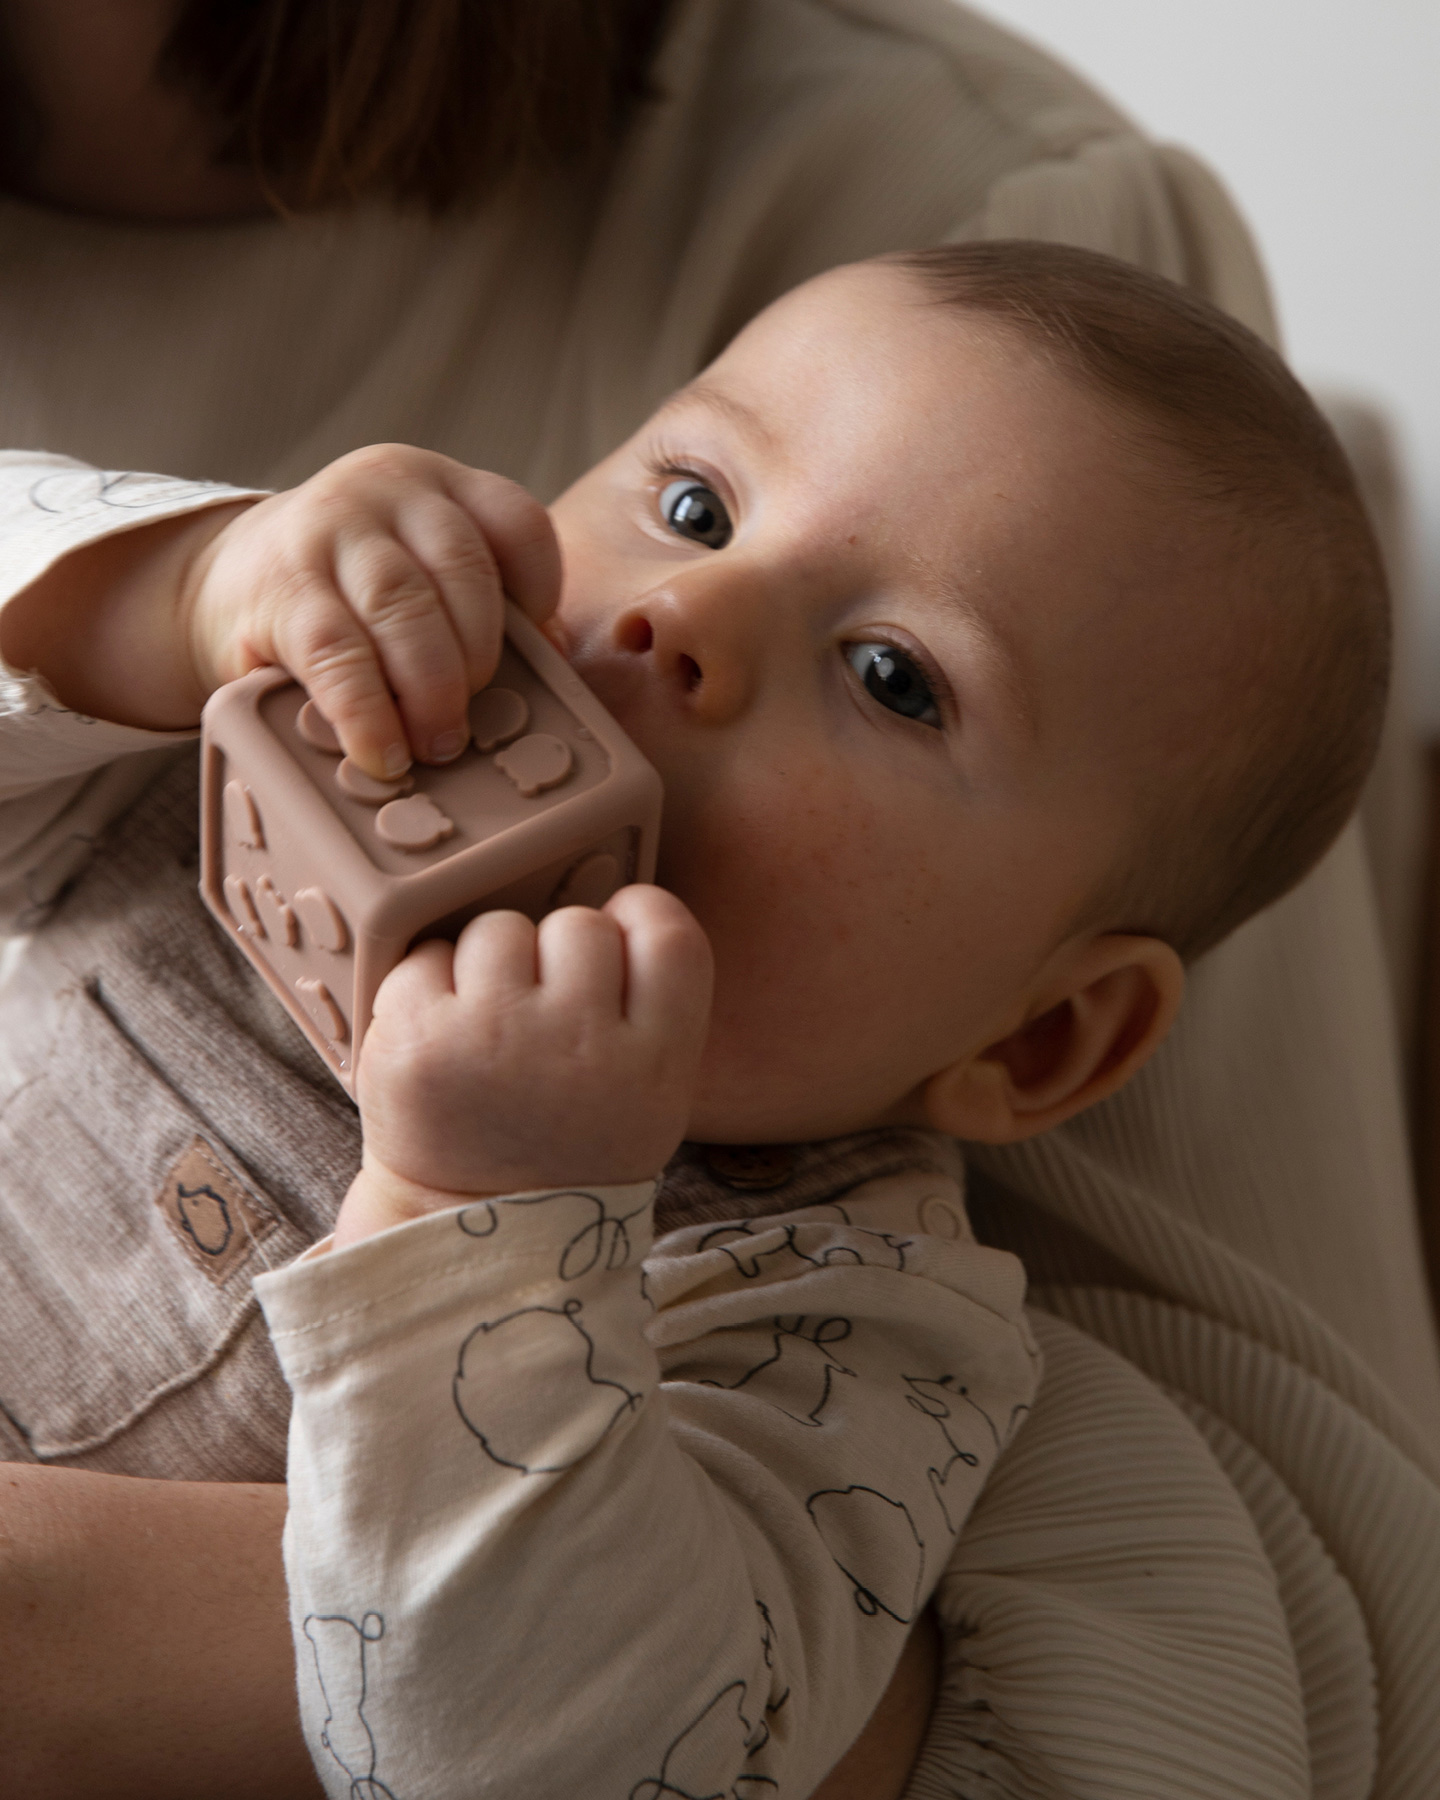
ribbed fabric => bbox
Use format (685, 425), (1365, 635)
(971, 829), (1440, 1453)
(1173, 1402), (1378, 1800)
(1043, 1287), (1440, 1800)
(905, 1270), (1440, 1797)
(908, 1312), (1311, 1800)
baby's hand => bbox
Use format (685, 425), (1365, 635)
(334, 887), (713, 1246)
(183, 445), (559, 777)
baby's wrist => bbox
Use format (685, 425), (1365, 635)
(332, 1156), (496, 1250)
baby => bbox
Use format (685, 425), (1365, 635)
(0, 242), (1387, 1797)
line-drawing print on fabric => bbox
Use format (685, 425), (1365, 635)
(27, 468), (229, 514)
(629, 1679), (779, 1799)
(700, 1315), (858, 1428)
(302, 1611), (399, 1800)
(901, 1372), (989, 1535)
(754, 1598), (791, 1716)
(457, 1187), (650, 1281)
(456, 1201), (501, 1239)
(453, 1296), (642, 1473)
(174, 1181), (235, 1257)
(806, 1484), (926, 1623)
(695, 1214), (911, 1284)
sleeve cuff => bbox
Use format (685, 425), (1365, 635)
(256, 1181), (657, 1382)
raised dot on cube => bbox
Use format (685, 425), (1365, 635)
(295, 887), (349, 954)
(296, 978), (347, 1044)
(495, 733), (572, 797)
(469, 686), (529, 752)
(337, 758), (413, 804)
(375, 794), (456, 851)
(297, 700), (341, 753)
(223, 873), (263, 935)
(224, 780), (264, 849)
(255, 875), (298, 947)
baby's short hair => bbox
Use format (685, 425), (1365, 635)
(894, 240), (1389, 961)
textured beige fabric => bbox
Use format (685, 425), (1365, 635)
(907, 1302), (1440, 1800)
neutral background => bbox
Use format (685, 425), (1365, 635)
(972, 0), (1440, 724)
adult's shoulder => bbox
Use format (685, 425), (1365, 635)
(572, 0), (1273, 451)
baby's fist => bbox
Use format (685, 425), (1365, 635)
(354, 887), (713, 1213)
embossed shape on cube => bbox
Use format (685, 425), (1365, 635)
(199, 603), (663, 1092)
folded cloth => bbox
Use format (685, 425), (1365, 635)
(906, 1299), (1440, 1800)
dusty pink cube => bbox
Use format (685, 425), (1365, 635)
(200, 605), (662, 1091)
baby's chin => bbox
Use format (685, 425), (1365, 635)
(682, 1033), (928, 1148)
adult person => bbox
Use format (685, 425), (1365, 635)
(0, 3), (1436, 1797)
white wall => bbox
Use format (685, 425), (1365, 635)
(972, 0), (1440, 723)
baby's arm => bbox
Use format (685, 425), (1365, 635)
(1, 444), (558, 769)
(257, 897), (1040, 1798)
(0, 455), (256, 926)
(0, 447), (558, 924)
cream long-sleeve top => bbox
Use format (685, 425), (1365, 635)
(4, 1), (1440, 1794)
(253, 1172), (1038, 1799)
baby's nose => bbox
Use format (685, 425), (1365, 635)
(616, 577), (762, 723)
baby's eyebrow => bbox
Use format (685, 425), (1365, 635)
(920, 560), (1035, 738)
(650, 378), (778, 451)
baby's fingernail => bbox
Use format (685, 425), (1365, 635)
(430, 729), (466, 763)
(383, 743), (411, 778)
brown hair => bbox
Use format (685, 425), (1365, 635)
(158, 0), (674, 214)
(894, 240), (1390, 962)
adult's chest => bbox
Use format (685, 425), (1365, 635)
(0, 752), (359, 1477)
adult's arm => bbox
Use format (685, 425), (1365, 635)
(0, 1463), (936, 1799)
(0, 1468), (321, 1799)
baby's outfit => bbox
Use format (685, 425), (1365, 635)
(257, 1138), (1038, 1798)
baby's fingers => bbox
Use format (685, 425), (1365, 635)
(369, 937), (457, 1020)
(535, 905), (628, 1019)
(604, 886), (713, 1043)
(451, 909), (541, 1001)
(441, 464), (562, 631)
(269, 577), (415, 780)
(352, 457), (558, 764)
(330, 525), (478, 767)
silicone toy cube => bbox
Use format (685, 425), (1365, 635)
(200, 603), (662, 1092)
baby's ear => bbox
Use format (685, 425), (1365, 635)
(922, 935), (1184, 1144)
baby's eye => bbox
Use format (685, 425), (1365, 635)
(846, 643), (941, 727)
(660, 478), (732, 549)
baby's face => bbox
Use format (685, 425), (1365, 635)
(550, 263), (1194, 1144)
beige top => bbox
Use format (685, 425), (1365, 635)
(255, 1161), (1040, 1799)
(0, 2), (1437, 1794)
